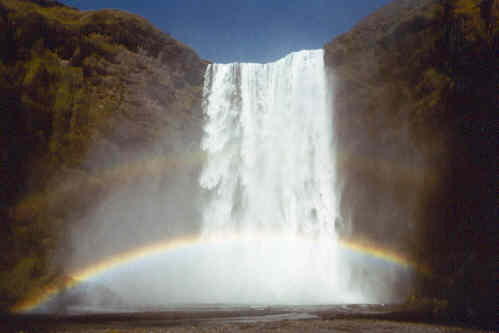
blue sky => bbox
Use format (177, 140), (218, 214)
(61, 0), (392, 63)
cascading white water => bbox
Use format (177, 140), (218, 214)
(201, 50), (335, 238)
(198, 50), (364, 304)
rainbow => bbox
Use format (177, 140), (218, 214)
(11, 233), (430, 313)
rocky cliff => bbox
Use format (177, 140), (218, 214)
(325, 0), (497, 324)
(0, 0), (206, 311)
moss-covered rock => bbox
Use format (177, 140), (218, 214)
(325, 0), (497, 326)
(0, 0), (206, 311)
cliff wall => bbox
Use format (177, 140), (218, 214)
(0, 0), (206, 310)
(325, 0), (497, 323)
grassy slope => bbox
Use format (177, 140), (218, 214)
(325, 0), (497, 325)
(0, 0), (205, 311)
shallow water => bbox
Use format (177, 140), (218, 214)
(3, 304), (491, 333)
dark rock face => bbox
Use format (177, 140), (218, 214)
(325, 0), (440, 262)
(325, 0), (497, 325)
(0, 0), (206, 311)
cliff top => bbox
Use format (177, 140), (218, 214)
(0, 0), (199, 61)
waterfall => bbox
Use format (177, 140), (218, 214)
(201, 49), (336, 237)
(198, 50), (361, 304)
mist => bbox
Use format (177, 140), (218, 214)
(35, 49), (414, 314)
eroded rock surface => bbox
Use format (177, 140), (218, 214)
(0, 0), (206, 310)
(324, 0), (497, 323)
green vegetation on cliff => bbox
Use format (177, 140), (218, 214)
(0, 0), (205, 311)
(325, 0), (497, 325)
